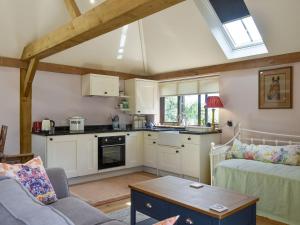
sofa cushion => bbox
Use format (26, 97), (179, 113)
(0, 156), (58, 204)
(50, 196), (115, 225)
(0, 178), (74, 225)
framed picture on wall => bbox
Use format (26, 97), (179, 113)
(259, 67), (293, 109)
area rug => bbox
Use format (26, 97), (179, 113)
(107, 207), (157, 225)
(70, 172), (157, 206)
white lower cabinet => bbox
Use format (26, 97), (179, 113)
(157, 146), (181, 174)
(47, 135), (79, 178)
(77, 135), (98, 176)
(143, 139), (157, 168)
(43, 134), (98, 178)
(126, 132), (143, 168)
(181, 143), (200, 178)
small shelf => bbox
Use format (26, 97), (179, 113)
(119, 108), (131, 112)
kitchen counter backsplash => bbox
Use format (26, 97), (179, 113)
(32, 125), (222, 136)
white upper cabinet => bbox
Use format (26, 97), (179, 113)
(82, 74), (119, 97)
(125, 79), (158, 115)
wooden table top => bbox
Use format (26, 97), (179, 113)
(129, 176), (259, 220)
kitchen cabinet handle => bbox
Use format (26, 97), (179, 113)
(49, 138), (53, 141)
(181, 145), (185, 147)
(185, 218), (193, 224)
(176, 150), (179, 153)
(187, 137), (191, 141)
(148, 134), (151, 137)
(94, 135), (98, 138)
(153, 141), (156, 144)
(137, 110), (141, 113)
(145, 203), (152, 209)
(127, 133), (130, 136)
(104, 91), (108, 94)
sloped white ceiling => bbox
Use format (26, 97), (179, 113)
(0, 0), (300, 75)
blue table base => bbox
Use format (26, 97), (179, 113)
(131, 190), (256, 225)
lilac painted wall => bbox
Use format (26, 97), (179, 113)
(220, 63), (300, 142)
(0, 68), (132, 154)
(1, 62), (300, 153)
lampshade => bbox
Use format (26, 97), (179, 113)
(206, 96), (224, 108)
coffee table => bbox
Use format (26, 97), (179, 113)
(129, 176), (258, 225)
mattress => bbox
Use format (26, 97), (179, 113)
(214, 159), (300, 225)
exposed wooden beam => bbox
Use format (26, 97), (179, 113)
(0, 56), (143, 79)
(23, 58), (39, 97)
(20, 69), (32, 154)
(64, 0), (81, 19)
(21, 0), (184, 60)
(2, 51), (300, 80)
(147, 52), (300, 80)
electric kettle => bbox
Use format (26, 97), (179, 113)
(42, 119), (55, 131)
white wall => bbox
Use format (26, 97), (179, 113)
(0, 68), (131, 154)
(220, 63), (300, 142)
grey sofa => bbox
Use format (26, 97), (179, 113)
(0, 168), (126, 225)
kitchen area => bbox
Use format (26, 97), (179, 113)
(32, 74), (221, 184)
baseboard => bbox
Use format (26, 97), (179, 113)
(68, 166), (144, 185)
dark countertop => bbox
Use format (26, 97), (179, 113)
(32, 125), (221, 136)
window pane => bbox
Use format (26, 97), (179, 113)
(182, 95), (198, 125)
(164, 96), (178, 122)
(223, 19), (251, 48)
(207, 93), (220, 124)
(242, 17), (263, 43)
(200, 94), (206, 126)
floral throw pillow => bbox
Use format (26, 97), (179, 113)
(153, 216), (179, 225)
(227, 139), (300, 166)
(0, 156), (57, 204)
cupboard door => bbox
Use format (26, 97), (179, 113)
(135, 80), (158, 114)
(47, 136), (79, 178)
(77, 135), (98, 176)
(126, 132), (143, 168)
(157, 147), (181, 174)
(91, 75), (119, 96)
(144, 139), (157, 168)
(181, 144), (200, 178)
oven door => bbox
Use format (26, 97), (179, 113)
(98, 144), (125, 170)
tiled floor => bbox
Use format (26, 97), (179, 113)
(70, 172), (157, 206)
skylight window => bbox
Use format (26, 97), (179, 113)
(223, 16), (263, 49)
(194, 0), (268, 59)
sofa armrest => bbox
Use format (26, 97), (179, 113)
(46, 168), (70, 199)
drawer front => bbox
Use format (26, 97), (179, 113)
(132, 191), (172, 221)
(144, 132), (159, 140)
(168, 204), (212, 225)
(181, 134), (200, 145)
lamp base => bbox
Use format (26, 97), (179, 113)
(211, 108), (216, 131)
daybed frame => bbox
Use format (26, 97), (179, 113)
(210, 124), (300, 185)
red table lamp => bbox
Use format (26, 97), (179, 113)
(205, 96), (224, 130)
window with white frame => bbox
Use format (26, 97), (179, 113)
(193, 0), (268, 59)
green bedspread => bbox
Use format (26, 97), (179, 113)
(214, 159), (300, 225)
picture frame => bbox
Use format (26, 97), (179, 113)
(259, 67), (293, 109)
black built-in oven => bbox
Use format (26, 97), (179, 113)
(98, 135), (125, 170)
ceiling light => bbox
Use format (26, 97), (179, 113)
(90, 0), (96, 4)
(118, 49), (124, 54)
(117, 55), (123, 60)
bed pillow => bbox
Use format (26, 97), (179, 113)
(226, 139), (258, 160)
(227, 139), (300, 166)
(0, 156), (57, 204)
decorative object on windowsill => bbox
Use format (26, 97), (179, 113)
(205, 96), (224, 130)
(259, 67), (293, 109)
